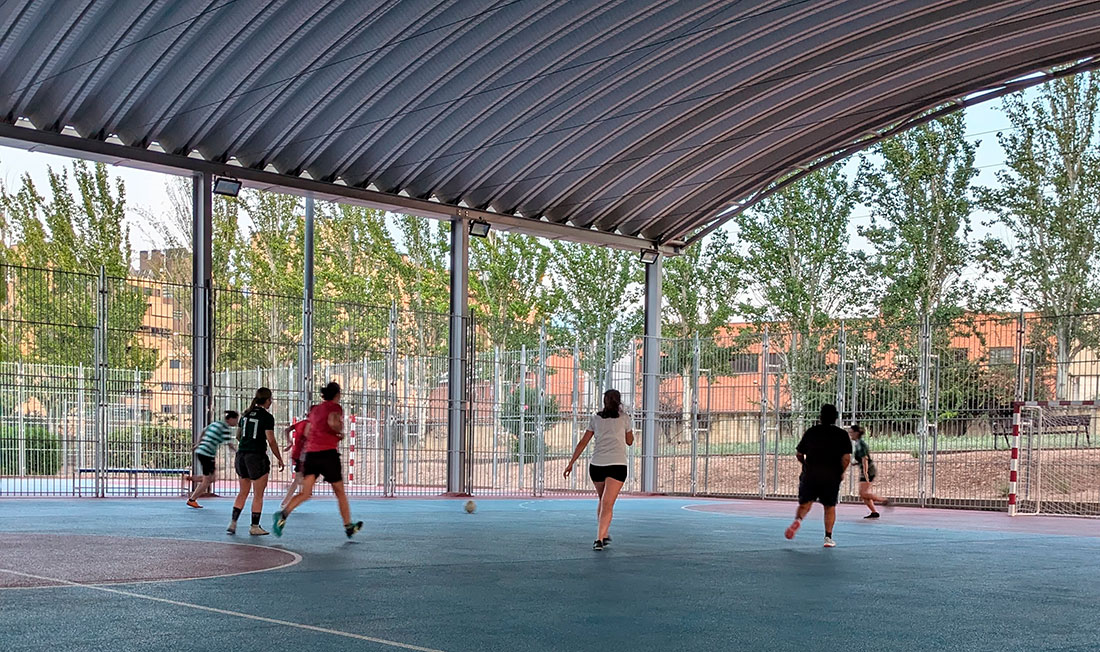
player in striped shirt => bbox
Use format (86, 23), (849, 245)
(186, 411), (240, 509)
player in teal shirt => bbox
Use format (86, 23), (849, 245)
(187, 410), (239, 509)
(850, 424), (888, 518)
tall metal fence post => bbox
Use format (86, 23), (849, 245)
(492, 346), (500, 490)
(604, 328), (614, 392)
(836, 322), (847, 424)
(758, 328), (769, 499)
(78, 363), (86, 495)
(918, 314), (931, 507)
(94, 265), (108, 498)
(16, 360), (25, 478)
(519, 344), (527, 491)
(385, 303), (398, 496)
(1014, 310), (1026, 403)
(537, 325), (547, 496)
(571, 339), (580, 491)
(690, 333), (700, 495)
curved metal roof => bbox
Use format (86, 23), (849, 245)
(2, 0), (1100, 251)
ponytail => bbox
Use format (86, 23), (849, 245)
(249, 387), (272, 411)
(320, 381), (341, 402)
(597, 389), (622, 419)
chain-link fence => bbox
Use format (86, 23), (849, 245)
(2, 263), (1097, 510)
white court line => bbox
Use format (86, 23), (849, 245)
(0, 568), (445, 652)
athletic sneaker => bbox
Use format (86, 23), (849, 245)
(250, 524), (269, 536)
(271, 511), (286, 537)
(601, 537), (611, 547)
(784, 520), (801, 540)
(823, 536), (837, 548)
(864, 512), (880, 519)
(186, 499), (202, 509)
(345, 521), (363, 539)
(226, 521), (237, 535)
(593, 539), (604, 551)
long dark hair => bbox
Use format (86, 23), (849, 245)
(248, 387), (272, 411)
(320, 381), (341, 401)
(597, 389), (622, 419)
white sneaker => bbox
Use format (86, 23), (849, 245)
(250, 524), (269, 536)
(823, 536), (837, 548)
(226, 521), (237, 535)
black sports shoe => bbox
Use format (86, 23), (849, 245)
(601, 537), (611, 547)
(345, 521), (364, 538)
(592, 539), (604, 551)
(864, 512), (880, 519)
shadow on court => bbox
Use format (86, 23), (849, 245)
(0, 497), (1096, 651)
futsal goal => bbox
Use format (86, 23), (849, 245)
(1009, 401), (1099, 517)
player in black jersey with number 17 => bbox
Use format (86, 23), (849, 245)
(228, 387), (284, 535)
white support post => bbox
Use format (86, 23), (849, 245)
(191, 172), (213, 486)
(640, 255), (662, 494)
(446, 219), (469, 494)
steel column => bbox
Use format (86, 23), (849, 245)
(446, 219), (470, 494)
(300, 196), (315, 416)
(640, 256), (662, 493)
(190, 173), (213, 484)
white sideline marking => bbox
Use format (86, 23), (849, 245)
(0, 568), (445, 652)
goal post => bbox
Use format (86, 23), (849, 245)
(1009, 401), (1099, 517)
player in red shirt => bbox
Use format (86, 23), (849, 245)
(272, 382), (363, 538)
(278, 412), (312, 511)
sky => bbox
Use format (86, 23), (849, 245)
(0, 94), (1023, 266)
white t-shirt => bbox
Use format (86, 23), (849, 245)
(587, 411), (632, 466)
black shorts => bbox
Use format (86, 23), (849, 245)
(302, 449), (343, 484)
(195, 453), (215, 476)
(235, 451), (270, 480)
(798, 474), (842, 507)
(589, 464), (628, 483)
(859, 470), (877, 483)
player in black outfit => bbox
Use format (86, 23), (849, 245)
(784, 404), (851, 548)
(228, 387), (284, 536)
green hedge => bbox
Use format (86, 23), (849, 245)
(0, 425), (61, 475)
(106, 425), (191, 469)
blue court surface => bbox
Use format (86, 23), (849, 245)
(1, 497), (1097, 652)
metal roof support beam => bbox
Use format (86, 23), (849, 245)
(190, 171), (214, 487)
(640, 255), (662, 494)
(300, 196), (315, 418)
(0, 124), (673, 255)
(447, 218), (470, 495)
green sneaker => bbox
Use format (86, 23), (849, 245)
(272, 511), (286, 537)
(345, 521), (363, 538)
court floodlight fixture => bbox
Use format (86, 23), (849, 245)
(212, 177), (242, 197)
(469, 220), (491, 238)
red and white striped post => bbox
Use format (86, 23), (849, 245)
(1008, 404), (1020, 516)
(348, 414), (357, 484)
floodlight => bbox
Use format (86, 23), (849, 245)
(639, 249), (660, 264)
(469, 220), (491, 238)
(212, 177), (242, 197)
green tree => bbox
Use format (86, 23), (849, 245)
(730, 164), (868, 417)
(548, 241), (642, 398)
(470, 231), (554, 352)
(858, 113), (979, 322)
(1, 162), (152, 371)
(978, 73), (1100, 398)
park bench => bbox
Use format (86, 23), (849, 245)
(989, 412), (1091, 449)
